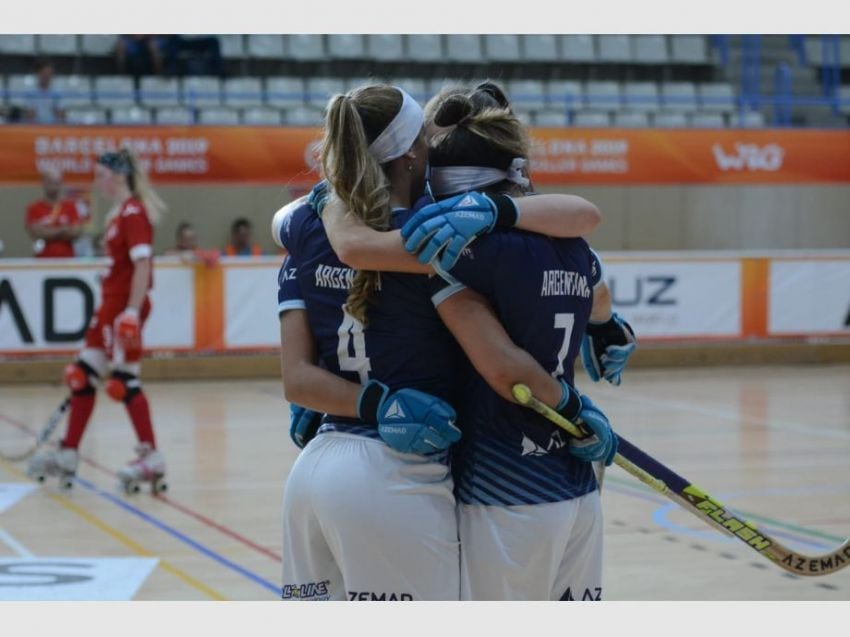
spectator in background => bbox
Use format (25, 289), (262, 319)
(163, 221), (219, 266)
(160, 35), (223, 77)
(25, 167), (83, 258)
(116, 35), (163, 78)
(224, 218), (262, 256)
(21, 59), (64, 124)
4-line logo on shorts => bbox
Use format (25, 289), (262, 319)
(281, 580), (331, 600)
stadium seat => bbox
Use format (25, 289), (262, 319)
(396, 78), (428, 102)
(508, 80), (547, 111)
(633, 35), (668, 64)
(284, 106), (324, 126)
(445, 35), (484, 63)
(623, 81), (660, 111)
(0, 35), (36, 55)
(65, 107), (107, 125)
(198, 107), (240, 125)
(534, 109), (569, 126)
(81, 35), (117, 56)
(740, 110), (766, 128)
(328, 35), (366, 59)
(219, 35), (245, 59)
(155, 107), (194, 125)
(698, 82), (736, 112)
(182, 76), (222, 107)
(840, 37), (850, 67)
(428, 77), (463, 96)
(613, 111), (650, 128)
(653, 112), (688, 127)
(37, 35), (78, 56)
(670, 35), (708, 64)
(52, 75), (93, 108)
(804, 37), (824, 66)
(838, 86), (850, 114)
(265, 77), (305, 108)
(306, 77), (345, 106)
(247, 35), (285, 59)
(484, 35), (521, 62)
(661, 82), (698, 111)
(572, 110), (611, 127)
(345, 77), (377, 92)
(94, 76), (136, 107)
(560, 35), (596, 62)
(522, 34), (559, 62)
(286, 35), (326, 61)
(585, 81), (621, 110)
(546, 80), (583, 109)
(367, 34), (403, 61)
(223, 77), (264, 107)
(242, 107), (282, 125)
(5, 75), (38, 106)
(139, 77), (181, 107)
(406, 35), (443, 62)
(597, 35), (632, 63)
(689, 112), (726, 128)
(110, 106), (152, 125)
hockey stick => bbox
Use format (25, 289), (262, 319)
(0, 397), (70, 462)
(512, 384), (850, 577)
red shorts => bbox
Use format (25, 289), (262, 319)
(84, 295), (151, 362)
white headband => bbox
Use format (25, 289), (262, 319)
(430, 158), (530, 196)
(367, 88), (424, 164)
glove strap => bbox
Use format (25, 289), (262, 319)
(489, 194), (520, 229)
(356, 379), (389, 423)
(587, 312), (633, 340)
(555, 379), (583, 421)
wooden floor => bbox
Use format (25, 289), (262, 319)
(1, 365), (848, 600)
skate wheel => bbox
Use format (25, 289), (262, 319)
(60, 478), (74, 490)
(152, 478), (167, 494)
(123, 480), (141, 495)
(34, 474), (46, 484)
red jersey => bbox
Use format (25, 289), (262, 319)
(102, 196), (154, 300)
(25, 199), (82, 258)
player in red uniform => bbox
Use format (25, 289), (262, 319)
(28, 149), (169, 493)
(25, 168), (83, 258)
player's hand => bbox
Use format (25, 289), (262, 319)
(580, 312), (637, 386)
(289, 403), (322, 449)
(400, 192), (518, 270)
(307, 180), (329, 218)
(357, 380), (461, 455)
(556, 379), (618, 466)
(114, 308), (141, 354)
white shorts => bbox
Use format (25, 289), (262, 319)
(281, 431), (460, 601)
(459, 489), (603, 600)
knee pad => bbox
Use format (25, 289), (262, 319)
(64, 361), (99, 395)
(105, 371), (141, 403)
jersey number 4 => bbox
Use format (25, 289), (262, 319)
(337, 306), (372, 384)
(552, 312), (575, 378)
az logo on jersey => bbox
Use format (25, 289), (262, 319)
(521, 431), (567, 457)
(384, 400), (407, 419)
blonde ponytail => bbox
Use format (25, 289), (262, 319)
(124, 148), (167, 225)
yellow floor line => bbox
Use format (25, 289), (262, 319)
(0, 459), (227, 601)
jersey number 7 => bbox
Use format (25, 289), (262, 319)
(552, 312), (575, 378)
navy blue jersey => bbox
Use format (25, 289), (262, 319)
(277, 199), (461, 431)
(431, 229), (603, 506)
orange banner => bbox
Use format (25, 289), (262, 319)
(1, 126), (850, 185)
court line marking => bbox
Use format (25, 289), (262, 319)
(0, 527), (34, 558)
(0, 460), (226, 601)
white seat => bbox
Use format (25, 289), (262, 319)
(572, 110), (610, 127)
(534, 109), (569, 126)
(242, 107), (282, 125)
(94, 76), (135, 107)
(219, 35), (245, 59)
(508, 80), (547, 111)
(840, 36), (850, 66)
(284, 106), (324, 127)
(52, 75), (93, 108)
(286, 35), (326, 61)
(328, 35), (365, 59)
(613, 112), (650, 128)
(445, 35), (483, 62)
(740, 110), (766, 128)
(653, 112), (688, 127)
(661, 82), (698, 111)
(633, 35), (668, 64)
(139, 77), (180, 107)
(247, 35), (285, 59)
(110, 106), (152, 125)
(396, 78), (428, 102)
(65, 107), (107, 125)
(689, 112), (726, 128)
(5, 75), (37, 106)
(670, 35), (708, 64)
(585, 81), (621, 110)
(223, 77), (264, 107)
(81, 35), (117, 56)
(198, 107), (240, 125)
(406, 35), (443, 62)
(265, 77), (305, 107)
(484, 35), (521, 62)
(155, 107), (194, 125)
(546, 80), (583, 109)
(182, 76), (221, 106)
(622, 81), (659, 111)
(0, 35), (36, 55)
(698, 82), (735, 112)
(804, 37), (824, 66)
(560, 35), (595, 61)
(306, 78), (345, 107)
(522, 35), (559, 62)
(37, 35), (78, 56)
(597, 35), (632, 63)
(838, 87), (850, 114)
(367, 34), (403, 61)
(345, 77), (377, 92)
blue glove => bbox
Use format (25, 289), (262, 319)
(580, 312), (637, 386)
(400, 191), (519, 270)
(357, 380), (461, 455)
(289, 403), (323, 449)
(556, 379), (618, 466)
(307, 180), (329, 218)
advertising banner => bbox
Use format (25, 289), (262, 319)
(768, 259), (850, 336)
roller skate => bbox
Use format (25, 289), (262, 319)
(118, 443), (167, 495)
(27, 447), (78, 490)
